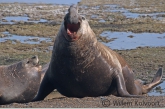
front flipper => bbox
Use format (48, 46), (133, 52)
(32, 72), (55, 101)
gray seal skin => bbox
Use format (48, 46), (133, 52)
(0, 55), (42, 105)
(33, 5), (163, 101)
(40, 63), (49, 83)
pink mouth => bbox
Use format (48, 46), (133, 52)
(66, 22), (80, 41)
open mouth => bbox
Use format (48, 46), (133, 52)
(34, 61), (40, 66)
(37, 65), (42, 71)
(33, 62), (42, 70)
(30, 56), (38, 64)
(65, 22), (80, 41)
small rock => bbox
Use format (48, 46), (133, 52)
(11, 20), (16, 22)
(0, 33), (6, 38)
(127, 35), (134, 38)
(2, 19), (8, 22)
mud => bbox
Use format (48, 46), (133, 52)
(0, 0), (165, 107)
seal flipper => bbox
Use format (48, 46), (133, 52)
(32, 70), (55, 101)
(151, 68), (163, 83)
(142, 68), (163, 94)
(115, 71), (142, 97)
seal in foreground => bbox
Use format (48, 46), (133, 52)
(40, 62), (49, 83)
(33, 5), (163, 101)
(0, 55), (41, 105)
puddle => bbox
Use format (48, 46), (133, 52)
(104, 4), (165, 20)
(148, 81), (165, 96)
(91, 15), (99, 19)
(100, 31), (165, 50)
(0, 32), (52, 44)
(91, 6), (100, 10)
(99, 19), (106, 23)
(1, 16), (48, 24)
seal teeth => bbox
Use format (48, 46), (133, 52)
(67, 23), (80, 33)
(67, 29), (71, 34)
(67, 29), (76, 35)
(65, 22), (80, 41)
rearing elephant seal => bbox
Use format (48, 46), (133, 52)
(33, 5), (163, 101)
(0, 55), (42, 105)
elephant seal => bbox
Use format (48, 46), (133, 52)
(40, 63), (49, 83)
(0, 55), (42, 105)
(33, 5), (163, 101)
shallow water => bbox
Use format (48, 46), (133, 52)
(0, 32), (52, 44)
(100, 31), (165, 50)
(1, 16), (48, 24)
(99, 19), (106, 23)
(104, 4), (165, 20)
(148, 81), (165, 96)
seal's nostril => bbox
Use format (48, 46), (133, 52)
(27, 61), (30, 64)
(32, 55), (38, 59)
(82, 17), (85, 20)
(32, 56), (36, 59)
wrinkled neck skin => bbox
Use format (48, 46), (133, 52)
(52, 19), (97, 60)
